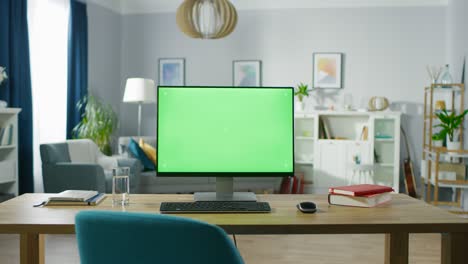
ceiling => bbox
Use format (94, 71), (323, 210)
(87, 0), (448, 15)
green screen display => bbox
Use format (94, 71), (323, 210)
(157, 87), (294, 175)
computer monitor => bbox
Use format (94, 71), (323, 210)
(157, 86), (294, 201)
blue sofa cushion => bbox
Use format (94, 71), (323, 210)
(128, 138), (155, 171)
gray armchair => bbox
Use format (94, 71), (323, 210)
(40, 139), (141, 193)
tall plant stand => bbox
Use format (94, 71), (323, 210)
(422, 83), (468, 213)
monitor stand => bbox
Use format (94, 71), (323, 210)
(194, 177), (257, 202)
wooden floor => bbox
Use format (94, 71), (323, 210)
(0, 233), (441, 263)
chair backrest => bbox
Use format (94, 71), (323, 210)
(66, 139), (98, 164)
(40, 143), (71, 164)
(75, 211), (245, 264)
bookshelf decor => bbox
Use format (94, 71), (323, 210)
(422, 83), (468, 213)
(294, 111), (401, 193)
(0, 108), (21, 199)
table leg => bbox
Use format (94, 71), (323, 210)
(441, 233), (468, 264)
(384, 232), (409, 264)
(20, 233), (45, 264)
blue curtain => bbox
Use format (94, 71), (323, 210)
(67, 0), (88, 139)
(0, 0), (34, 194)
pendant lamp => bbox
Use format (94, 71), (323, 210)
(176, 0), (238, 39)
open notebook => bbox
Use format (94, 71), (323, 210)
(34, 190), (106, 206)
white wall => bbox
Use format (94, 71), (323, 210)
(448, 0), (468, 85)
(448, 0), (468, 147)
(88, 5), (450, 192)
(119, 7), (446, 187)
(447, 0), (468, 206)
(87, 2), (122, 150)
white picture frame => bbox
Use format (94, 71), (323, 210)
(159, 58), (185, 86)
(313, 53), (343, 89)
(233, 60), (262, 87)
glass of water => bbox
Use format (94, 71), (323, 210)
(112, 167), (130, 206)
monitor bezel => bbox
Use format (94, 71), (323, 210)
(156, 85), (295, 177)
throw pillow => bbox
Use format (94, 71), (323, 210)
(139, 138), (157, 165)
(127, 138), (155, 171)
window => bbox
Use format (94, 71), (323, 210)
(28, 0), (70, 192)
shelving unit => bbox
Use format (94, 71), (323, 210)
(0, 108), (21, 198)
(294, 111), (401, 193)
(422, 83), (468, 212)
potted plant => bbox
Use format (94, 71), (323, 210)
(295, 83), (309, 112)
(431, 132), (445, 148)
(434, 109), (468, 153)
(72, 95), (118, 155)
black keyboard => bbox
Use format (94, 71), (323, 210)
(160, 201), (271, 213)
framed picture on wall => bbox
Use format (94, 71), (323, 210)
(312, 53), (343, 89)
(233, 60), (262, 86)
(159, 58), (185, 86)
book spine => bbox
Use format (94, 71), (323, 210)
(0, 127), (5, 146)
(280, 177), (292, 194)
(8, 125), (13, 145)
(291, 176), (299, 194)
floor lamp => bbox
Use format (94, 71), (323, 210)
(123, 78), (156, 137)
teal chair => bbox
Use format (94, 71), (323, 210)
(75, 211), (245, 264)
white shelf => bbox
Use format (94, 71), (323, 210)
(318, 139), (369, 143)
(295, 160), (313, 165)
(295, 136), (314, 140)
(0, 145), (16, 150)
(375, 138), (394, 142)
(428, 86), (462, 92)
(0, 108), (21, 115)
(378, 163), (394, 167)
(0, 108), (19, 196)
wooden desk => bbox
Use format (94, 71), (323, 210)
(0, 194), (467, 264)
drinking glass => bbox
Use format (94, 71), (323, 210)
(343, 93), (353, 110)
(112, 167), (130, 206)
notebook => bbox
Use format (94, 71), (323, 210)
(35, 190), (106, 206)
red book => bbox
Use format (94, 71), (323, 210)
(280, 177), (293, 194)
(291, 176), (299, 194)
(328, 184), (393, 197)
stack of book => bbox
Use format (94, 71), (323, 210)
(0, 125), (13, 146)
(328, 184), (393, 207)
(35, 190), (106, 206)
(280, 172), (309, 194)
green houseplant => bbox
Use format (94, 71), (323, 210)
(431, 131), (445, 147)
(295, 83), (309, 112)
(72, 95), (118, 155)
(434, 109), (468, 151)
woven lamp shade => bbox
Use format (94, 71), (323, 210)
(176, 0), (238, 39)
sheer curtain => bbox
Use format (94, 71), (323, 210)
(28, 0), (70, 192)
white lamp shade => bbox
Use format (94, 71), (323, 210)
(123, 78), (156, 104)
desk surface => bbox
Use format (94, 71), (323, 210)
(0, 193), (467, 235)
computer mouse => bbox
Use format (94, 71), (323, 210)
(297, 201), (317, 213)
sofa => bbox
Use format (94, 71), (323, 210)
(118, 137), (282, 194)
(40, 139), (141, 193)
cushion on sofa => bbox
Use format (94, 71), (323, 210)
(139, 138), (157, 165)
(128, 138), (155, 171)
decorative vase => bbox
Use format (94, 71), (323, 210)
(0, 100), (7, 108)
(446, 134), (460, 159)
(432, 140), (443, 148)
(295, 101), (305, 112)
(438, 64), (453, 89)
(435, 100), (446, 112)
